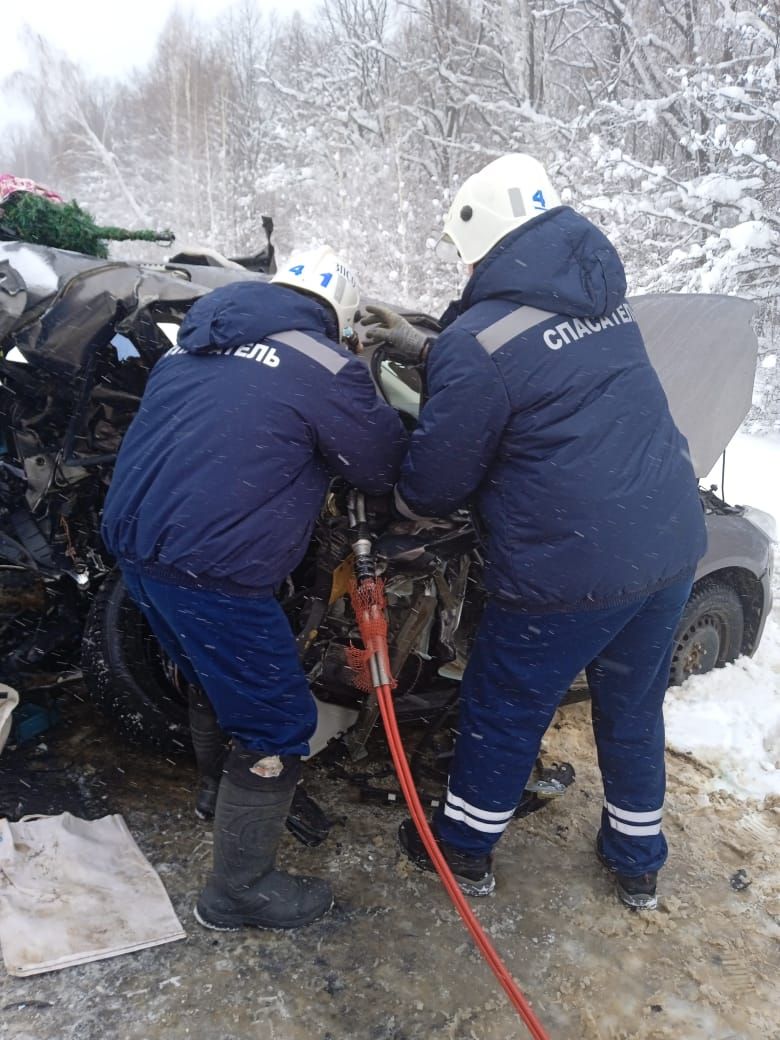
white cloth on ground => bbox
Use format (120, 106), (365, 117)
(0, 812), (185, 976)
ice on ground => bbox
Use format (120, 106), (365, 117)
(665, 431), (780, 802)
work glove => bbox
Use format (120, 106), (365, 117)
(360, 305), (432, 364)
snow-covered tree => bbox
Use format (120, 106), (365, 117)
(1, 0), (777, 421)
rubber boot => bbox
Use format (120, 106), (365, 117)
(188, 684), (228, 821)
(194, 745), (333, 931)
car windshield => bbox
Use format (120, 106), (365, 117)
(375, 358), (422, 420)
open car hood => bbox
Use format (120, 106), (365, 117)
(630, 294), (758, 478)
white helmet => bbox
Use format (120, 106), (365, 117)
(436, 153), (561, 265)
(272, 245), (359, 340)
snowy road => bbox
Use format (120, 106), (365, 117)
(3, 694), (778, 1040)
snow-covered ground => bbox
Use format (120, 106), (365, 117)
(665, 431), (780, 802)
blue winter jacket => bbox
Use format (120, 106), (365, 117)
(396, 207), (707, 611)
(102, 281), (407, 595)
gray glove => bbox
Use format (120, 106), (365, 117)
(361, 305), (431, 364)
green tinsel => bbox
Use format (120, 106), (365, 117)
(0, 193), (174, 258)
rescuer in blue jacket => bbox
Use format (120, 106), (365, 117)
(102, 246), (407, 931)
(363, 155), (707, 909)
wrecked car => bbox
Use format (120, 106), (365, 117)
(0, 240), (774, 773)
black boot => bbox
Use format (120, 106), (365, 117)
(398, 818), (495, 897)
(194, 746), (333, 931)
(188, 684), (228, 820)
(596, 833), (658, 910)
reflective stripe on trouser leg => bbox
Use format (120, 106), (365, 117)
(433, 596), (652, 857)
(604, 799), (663, 836)
(588, 576), (693, 876)
(442, 790), (516, 836)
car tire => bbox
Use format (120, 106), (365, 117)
(81, 570), (191, 753)
(669, 580), (744, 686)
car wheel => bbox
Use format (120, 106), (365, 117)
(669, 580), (744, 686)
(81, 570), (191, 753)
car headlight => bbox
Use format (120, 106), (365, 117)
(742, 506), (777, 544)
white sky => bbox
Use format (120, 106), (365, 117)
(0, 0), (319, 131)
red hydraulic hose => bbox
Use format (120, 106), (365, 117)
(348, 565), (550, 1037)
(374, 680), (551, 1039)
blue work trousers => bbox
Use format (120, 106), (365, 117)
(120, 567), (317, 757)
(434, 577), (693, 876)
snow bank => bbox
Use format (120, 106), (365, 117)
(665, 432), (780, 802)
(665, 620), (780, 800)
